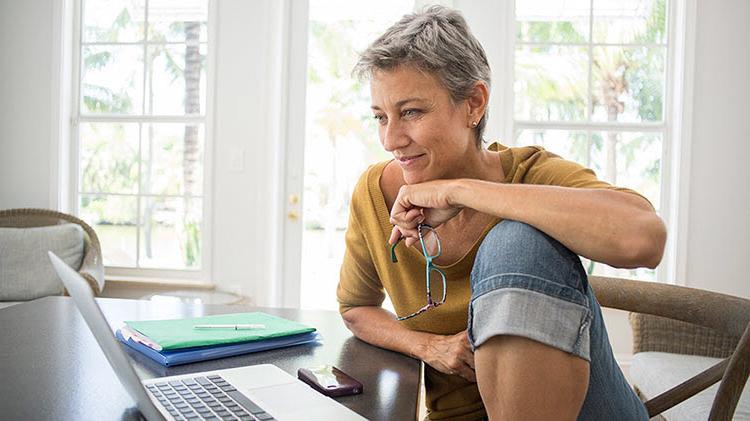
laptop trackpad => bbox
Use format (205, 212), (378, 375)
(251, 383), (365, 420)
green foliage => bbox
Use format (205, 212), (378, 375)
(80, 124), (138, 194)
(184, 220), (201, 267)
(84, 50), (111, 70)
(516, 49), (588, 121)
(308, 19), (388, 148)
(82, 47), (135, 113)
(83, 85), (134, 113)
(518, 21), (587, 44)
(80, 195), (136, 225)
(587, 259), (596, 275)
(637, 0), (667, 44)
(84, 7), (135, 42)
(515, 17), (588, 121)
(626, 47), (664, 122)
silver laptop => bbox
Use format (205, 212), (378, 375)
(48, 251), (366, 421)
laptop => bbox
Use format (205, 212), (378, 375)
(48, 251), (366, 421)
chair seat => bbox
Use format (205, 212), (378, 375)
(631, 352), (750, 420)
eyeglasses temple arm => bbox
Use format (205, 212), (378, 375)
(389, 237), (402, 263)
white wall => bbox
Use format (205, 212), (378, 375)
(210, 0), (288, 304)
(0, 0), (54, 208)
(685, 0), (750, 299)
(0, 0), (748, 306)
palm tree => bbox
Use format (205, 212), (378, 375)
(592, 47), (628, 184)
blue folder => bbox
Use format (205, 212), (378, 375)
(116, 329), (321, 367)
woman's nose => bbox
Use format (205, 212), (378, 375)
(381, 120), (409, 152)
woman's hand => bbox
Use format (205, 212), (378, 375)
(419, 330), (476, 382)
(389, 180), (463, 247)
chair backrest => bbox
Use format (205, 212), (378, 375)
(589, 275), (750, 420)
(630, 313), (740, 358)
(0, 208), (105, 296)
(0, 223), (83, 300)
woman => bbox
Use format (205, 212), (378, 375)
(336, 6), (666, 420)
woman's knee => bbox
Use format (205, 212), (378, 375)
(467, 220), (593, 359)
(470, 220), (586, 293)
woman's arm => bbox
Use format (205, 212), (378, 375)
(342, 306), (476, 381)
(390, 179), (667, 269)
(454, 180), (666, 268)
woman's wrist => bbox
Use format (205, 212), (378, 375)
(447, 179), (473, 208)
(449, 178), (512, 218)
(410, 331), (438, 361)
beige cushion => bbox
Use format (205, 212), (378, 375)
(0, 224), (84, 300)
(631, 352), (750, 420)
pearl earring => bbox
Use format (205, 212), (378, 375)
(471, 121), (478, 128)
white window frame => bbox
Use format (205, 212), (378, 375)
(69, 0), (217, 283)
(495, 0), (695, 285)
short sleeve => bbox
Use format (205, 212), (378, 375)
(336, 178), (386, 314)
(523, 149), (655, 210)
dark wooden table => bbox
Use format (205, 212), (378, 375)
(0, 297), (421, 421)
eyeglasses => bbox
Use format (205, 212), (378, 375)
(390, 223), (447, 321)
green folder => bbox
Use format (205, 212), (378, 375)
(125, 312), (316, 351)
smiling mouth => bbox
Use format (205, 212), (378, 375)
(396, 154), (425, 164)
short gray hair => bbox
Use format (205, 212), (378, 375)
(354, 5), (491, 145)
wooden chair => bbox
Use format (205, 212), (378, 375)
(590, 276), (750, 420)
(0, 208), (105, 295)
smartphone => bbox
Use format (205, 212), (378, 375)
(297, 365), (363, 397)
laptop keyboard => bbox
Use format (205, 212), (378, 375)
(146, 374), (276, 421)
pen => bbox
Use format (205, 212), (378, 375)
(193, 324), (266, 330)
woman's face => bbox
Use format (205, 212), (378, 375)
(370, 66), (475, 184)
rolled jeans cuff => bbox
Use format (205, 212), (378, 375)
(468, 281), (592, 362)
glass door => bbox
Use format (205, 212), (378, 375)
(296, 0), (415, 310)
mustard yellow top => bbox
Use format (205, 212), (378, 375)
(336, 143), (647, 421)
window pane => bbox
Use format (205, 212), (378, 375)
(80, 194), (138, 267)
(140, 197), (202, 269)
(514, 45), (588, 121)
(593, 0), (667, 44)
(83, 0), (145, 43)
(141, 123), (204, 196)
(591, 46), (665, 123)
(590, 131), (662, 209)
(147, 0), (208, 42)
(583, 256), (657, 280)
(80, 122), (140, 194)
(145, 44), (207, 115)
(81, 45), (144, 114)
(515, 129), (596, 171)
(515, 0), (589, 43)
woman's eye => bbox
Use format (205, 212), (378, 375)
(373, 114), (387, 125)
(402, 109), (421, 118)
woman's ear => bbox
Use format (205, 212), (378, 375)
(466, 81), (489, 127)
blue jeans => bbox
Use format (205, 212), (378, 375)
(467, 220), (648, 420)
